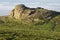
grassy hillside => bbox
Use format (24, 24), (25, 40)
(0, 15), (60, 40)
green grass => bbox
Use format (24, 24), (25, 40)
(0, 17), (60, 40)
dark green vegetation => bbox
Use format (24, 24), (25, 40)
(0, 15), (60, 40)
(0, 8), (60, 40)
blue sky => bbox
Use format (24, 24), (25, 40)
(0, 0), (60, 16)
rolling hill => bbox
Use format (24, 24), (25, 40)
(0, 4), (60, 40)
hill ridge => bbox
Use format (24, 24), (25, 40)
(8, 4), (60, 23)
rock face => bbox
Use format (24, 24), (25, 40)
(8, 4), (60, 22)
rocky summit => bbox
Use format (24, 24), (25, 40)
(8, 4), (60, 22)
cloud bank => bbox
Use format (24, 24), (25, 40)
(0, 0), (60, 16)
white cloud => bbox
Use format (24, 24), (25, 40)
(0, 2), (14, 10)
(0, 2), (60, 10)
(0, 1), (60, 16)
(0, 2), (14, 16)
